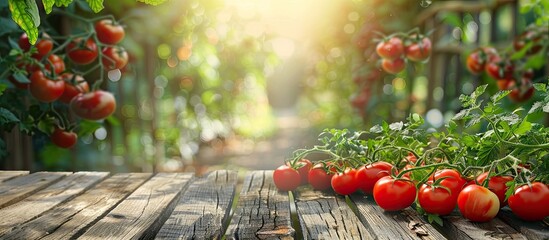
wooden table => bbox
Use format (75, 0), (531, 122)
(0, 170), (547, 239)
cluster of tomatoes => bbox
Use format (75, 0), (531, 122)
(273, 154), (549, 222)
(376, 33), (432, 74)
(8, 19), (127, 148)
(466, 25), (548, 102)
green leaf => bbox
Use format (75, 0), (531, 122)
(529, 101), (543, 114)
(491, 90), (511, 103)
(514, 120), (532, 135)
(510, 41), (532, 60)
(524, 51), (546, 69)
(8, 0), (40, 44)
(55, 0), (73, 7)
(78, 120), (102, 136)
(0, 107), (19, 124)
(0, 83), (7, 96)
(85, 0), (104, 12)
(472, 84), (488, 100)
(533, 83), (547, 92)
(43, 0), (55, 13)
(137, 0), (168, 6)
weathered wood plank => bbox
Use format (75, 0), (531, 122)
(437, 211), (528, 240)
(349, 194), (447, 240)
(156, 170), (237, 239)
(225, 170), (295, 239)
(296, 191), (374, 240)
(0, 173), (151, 240)
(0, 171), (29, 182)
(78, 173), (193, 239)
(0, 172), (108, 236)
(0, 172), (68, 209)
(497, 207), (549, 240)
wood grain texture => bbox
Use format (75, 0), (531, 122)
(0, 171), (29, 182)
(496, 208), (549, 240)
(225, 170), (295, 240)
(296, 191), (374, 240)
(438, 211), (528, 240)
(156, 170), (237, 240)
(0, 172), (68, 209)
(0, 173), (151, 240)
(350, 194), (446, 240)
(78, 173), (193, 240)
(0, 172), (108, 236)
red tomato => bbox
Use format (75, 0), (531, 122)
(51, 127), (78, 148)
(308, 163), (333, 191)
(522, 69), (534, 79)
(95, 19), (125, 45)
(19, 33), (54, 59)
(29, 71), (65, 102)
(289, 159), (312, 185)
(496, 79), (514, 91)
(475, 172), (513, 207)
(509, 78), (534, 102)
(18, 33), (32, 52)
(466, 47), (499, 75)
(102, 47), (129, 70)
(70, 90), (116, 120)
(26, 54), (66, 75)
(428, 169), (466, 197)
(59, 73), (89, 104)
(66, 38), (98, 65)
(405, 36), (431, 62)
(273, 165), (300, 191)
(355, 161), (394, 194)
(508, 182), (549, 221)
(457, 185), (500, 222)
(351, 92), (369, 109)
(331, 168), (359, 195)
(514, 31), (543, 55)
(404, 152), (417, 164)
(485, 57), (514, 79)
(418, 184), (457, 216)
(381, 57), (405, 74)
(373, 176), (417, 211)
(376, 37), (404, 60)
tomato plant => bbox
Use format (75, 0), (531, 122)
(51, 128), (78, 148)
(331, 168), (359, 195)
(273, 165), (300, 191)
(373, 176), (417, 211)
(508, 182), (549, 221)
(457, 185), (500, 222)
(70, 90), (116, 120)
(95, 19), (126, 45)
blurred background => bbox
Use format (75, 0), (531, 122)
(1, 0), (547, 173)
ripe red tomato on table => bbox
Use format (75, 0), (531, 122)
(51, 128), (78, 148)
(475, 172), (513, 207)
(59, 73), (89, 104)
(405, 36), (431, 62)
(508, 182), (549, 221)
(308, 163), (333, 191)
(95, 19), (126, 45)
(29, 71), (65, 102)
(428, 169), (466, 196)
(331, 168), (359, 195)
(102, 47), (129, 70)
(288, 159), (312, 185)
(376, 37), (404, 60)
(418, 184), (457, 216)
(381, 57), (405, 74)
(373, 176), (417, 211)
(70, 90), (116, 120)
(457, 185), (500, 222)
(273, 165), (300, 191)
(355, 161), (393, 194)
(66, 38), (99, 65)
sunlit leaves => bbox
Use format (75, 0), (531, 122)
(8, 0), (39, 44)
(137, 0), (169, 6)
(85, 0), (104, 13)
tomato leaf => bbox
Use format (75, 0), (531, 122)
(490, 90), (511, 103)
(8, 0), (40, 44)
(0, 107), (20, 125)
(426, 214), (443, 226)
(43, 0), (55, 14)
(513, 120), (532, 135)
(85, 0), (104, 13)
(55, 0), (73, 7)
(529, 101), (544, 114)
(137, 0), (168, 6)
(0, 84), (7, 96)
(533, 83), (547, 92)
